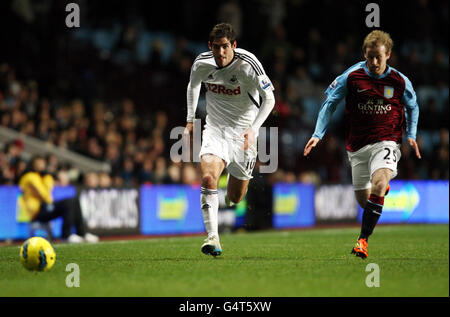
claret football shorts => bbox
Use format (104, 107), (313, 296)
(199, 125), (257, 180)
(347, 141), (401, 191)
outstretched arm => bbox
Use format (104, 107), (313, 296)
(303, 137), (320, 157)
(186, 59), (205, 123)
(408, 137), (421, 159)
(242, 91), (275, 150)
(243, 56), (276, 150)
(401, 74), (421, 159)
(304, 75), (347, 156)
(186, 81), (201, 123)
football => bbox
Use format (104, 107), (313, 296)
(20, 237), (56, 271)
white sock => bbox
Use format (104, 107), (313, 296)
(218, 189), (227, 208)
(200, 187), (219, 238)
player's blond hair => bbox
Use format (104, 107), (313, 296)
(362, 30), (393, 53)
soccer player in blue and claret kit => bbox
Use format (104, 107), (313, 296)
(303, 30), (421, 259)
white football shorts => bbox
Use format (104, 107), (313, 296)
(199, 125), (257, 180)
(347, 140), (401, 191)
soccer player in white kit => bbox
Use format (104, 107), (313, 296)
(184, 23), (275, 256)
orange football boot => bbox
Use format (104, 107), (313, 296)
(385, 184), (390, 196)
(351, 238), (368, 259)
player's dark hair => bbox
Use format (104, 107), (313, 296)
(209, 23), (236, 44)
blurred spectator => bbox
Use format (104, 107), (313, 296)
(99, 172), (112, 188)
(298, 170), (321, 186)
(420, 97), (441, 130)
(5, 139), (23, 164)
(17, 155), (98, 243)
(317, 135), (345, 183)
(105, 143), (121, 174)
(181, 163), (200, 185)
(120, 156), (136, 186)
(430, 129), (449, 179)
(218, 0), (242, 38)
(46, 154), (60, 176)
(284, 171), (297, 183)
(287, 66), (315, 99)
(0, 0), (447, 187)
(138, 159), (155, 184)
(153, 156), (172, 184)
(167, 162), (182, 184)
(84, 172), (100, 188)
(397, 143), (417, 179)
(56, 170), (71, 186)
(0, 151), (15, 184)
(14, 159), (27, 183)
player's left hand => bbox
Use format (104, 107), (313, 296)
(408, 138), (422, 159)
(241, 128), (256, 150)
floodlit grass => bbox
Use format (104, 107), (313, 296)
(1, 224), (448, 297)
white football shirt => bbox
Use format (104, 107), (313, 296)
(187, 48), (275, 135)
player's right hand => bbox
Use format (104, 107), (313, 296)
(184, 122), (194, 138)
(303, 137), (320, 157)
(408, 137), (422, 159)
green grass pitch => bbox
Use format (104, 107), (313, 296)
(1, 224), (448, 297)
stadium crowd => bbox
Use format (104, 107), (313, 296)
(1, 0), (448, 187)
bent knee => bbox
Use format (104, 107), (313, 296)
(371, 179), (389, 196)
(202, 174), (218, 189)
(227, 191), (245, 204)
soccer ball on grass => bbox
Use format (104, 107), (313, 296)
(20, 237), (56, 271)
